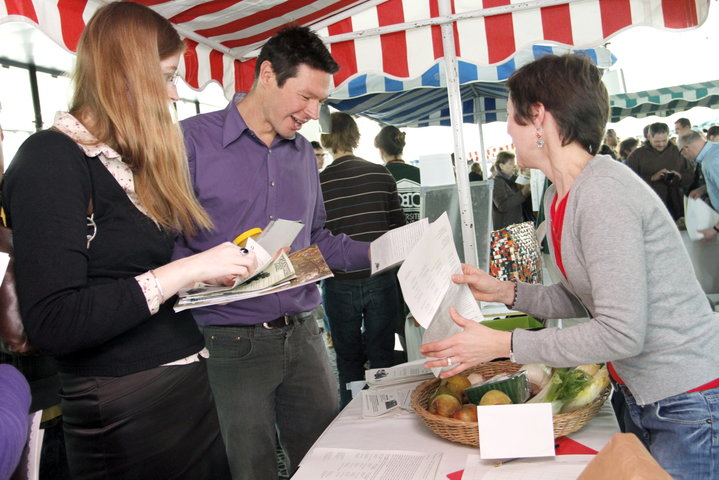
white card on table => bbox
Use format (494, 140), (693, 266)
(477, 403), (555, 459)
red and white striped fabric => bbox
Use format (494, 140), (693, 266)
(0, 0), (709, 98)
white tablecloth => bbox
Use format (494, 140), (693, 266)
(300, 396), (619, 479)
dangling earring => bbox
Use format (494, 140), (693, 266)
(536, 128), (545, 148)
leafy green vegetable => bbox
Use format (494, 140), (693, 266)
(544, 368), (592, 404)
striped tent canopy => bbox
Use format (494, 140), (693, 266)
(0, 0), (709, 99)
(327, 45), (616, 126)
(609, 80), (719, 122)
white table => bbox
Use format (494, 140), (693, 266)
(299, 396), (619, 479)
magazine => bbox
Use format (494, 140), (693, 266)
(174, 244), (332, 311)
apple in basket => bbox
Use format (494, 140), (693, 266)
(451, 404), (478, 422)
(428, 384), (461, 417)
(444, 375), (471, 403)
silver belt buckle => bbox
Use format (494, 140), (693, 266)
(262, 314), (290, 330)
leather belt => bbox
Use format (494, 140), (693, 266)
(262, 313), (307, 330)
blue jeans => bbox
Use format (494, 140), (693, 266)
(323, 272), (403, 407)
(201, 315), (338, 480)
(620, 384), (719, 479)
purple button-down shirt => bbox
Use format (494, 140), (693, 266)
(174, 94), (370, 326)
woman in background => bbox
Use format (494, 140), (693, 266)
(619, 137), (639, 163)
(421, 54), (719, 479)
(491, 151), (530, 229)
(375, 126), (421, 194)
(3, 3), (255, 478)
(468, 162), (484, 181)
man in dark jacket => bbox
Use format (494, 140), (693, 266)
(627, 122), (695, 221)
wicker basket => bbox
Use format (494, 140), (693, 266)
(411, 361), (611, 447)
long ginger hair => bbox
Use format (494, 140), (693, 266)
(70, 2), (211, 234)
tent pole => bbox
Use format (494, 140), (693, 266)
(439, 0), (477, 266)
(475, 98), (489, 182)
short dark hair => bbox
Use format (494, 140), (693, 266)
(506, 54), (608, 155)
(374, 126), (406, 156)
(649, 122), (669, 137)
(310, 140), (322, 149)
(707, 125), (719, 138)
(254, 25), (339, 87)
(675, 117), (691, 128)
(321, 112), (359, 153)
(619, 137), (639, 158)
(598, 144), (617, 159)
(494, 151), (516, 170)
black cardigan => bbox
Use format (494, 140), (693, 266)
(3, 130), (203, 376)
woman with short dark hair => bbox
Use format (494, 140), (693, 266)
(421, 54), (719, 479)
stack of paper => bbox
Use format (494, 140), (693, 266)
(174, 244), (333, 311)
(360, 360), (435, 418)
(369, 212), (485, 376)
(295, 448), (442, 480)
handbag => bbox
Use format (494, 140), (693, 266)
(488, 221), (543, 284)
(0, 200), (94, 355)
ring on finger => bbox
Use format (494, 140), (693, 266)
(239, 247), (249, 255)
(446, 356), (453, 366)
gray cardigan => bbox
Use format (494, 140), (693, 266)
(512, 155), (719, 405)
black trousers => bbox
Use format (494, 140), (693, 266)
(59, 359), (230, 480)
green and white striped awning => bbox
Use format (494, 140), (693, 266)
(610, 81), (719, 122)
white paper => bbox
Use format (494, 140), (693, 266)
(256, 218), (304, 254)
(419, 154), (456, 187)
(370, 219), (429, 275)
(293, 448), (442, 480)
(398, 213), (482, 329)
(530, 169), (546, 213)
(177, 237), (277, 298)
(685, 196), (719, 241)
(361, 379), (427, 417)
(477, 403), (555, 460)
(0, 252), (10, 280)
(515, 173), (530, 185)
(397, 212), (484, 376)
(462, 454), (596, 480)
(364, 359), (434, 387)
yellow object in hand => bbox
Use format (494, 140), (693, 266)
(233, 228), (262, 247)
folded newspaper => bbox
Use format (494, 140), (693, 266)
(177, 218), (305, 299)
(174, 244), (333, 312)
(360, 360), (434, 418)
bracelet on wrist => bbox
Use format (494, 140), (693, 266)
(506, 279), (518, 309)
(150, 269), (166, 303)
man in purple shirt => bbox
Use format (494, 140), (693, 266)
(174, 26), (369, 480)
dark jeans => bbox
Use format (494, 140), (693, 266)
(323, 272), (403, 407)
(202, 315), (338, 480)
